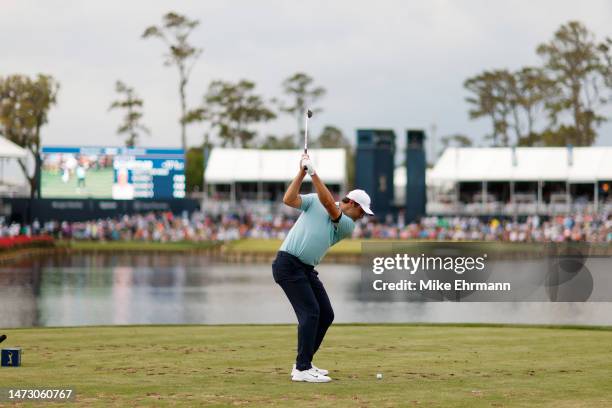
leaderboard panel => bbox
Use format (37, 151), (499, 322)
(40, 146), (186, 200)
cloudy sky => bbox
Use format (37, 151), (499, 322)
(2, 0), (611, 160)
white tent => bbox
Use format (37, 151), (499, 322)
(0, 137), (27, 159)
(429, 146), (612, 183)
(0, 137), (29, 195)
(206, 148), (346, 184)
(422, 146), (612, 215)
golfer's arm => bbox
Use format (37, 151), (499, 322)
(311, 173), (341, 219)
(283, 170), (306, 209)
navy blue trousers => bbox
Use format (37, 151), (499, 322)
(272, 251), (334, 371)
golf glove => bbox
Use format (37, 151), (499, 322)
(301, 158), (316, 176)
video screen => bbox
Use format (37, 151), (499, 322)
(40, 146), (186, 200)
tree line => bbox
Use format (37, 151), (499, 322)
(139, 13), (340, 151)
(0, 16), (609, 195)
(0, 11), (351, 195)
(464, 21), (612, 147)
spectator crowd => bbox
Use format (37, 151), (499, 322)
(1, 210), (611, 243)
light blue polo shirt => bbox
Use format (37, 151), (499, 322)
(279, 193), (356, 266)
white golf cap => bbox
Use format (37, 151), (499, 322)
(347, 189), (374, 215)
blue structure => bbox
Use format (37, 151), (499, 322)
(1, 348), (21, 367)
(355, 129), (396, 220)
(405, 130), (427, 222)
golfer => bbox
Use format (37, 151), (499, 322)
(272, 153), (373, 383)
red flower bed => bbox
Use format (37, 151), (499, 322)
(0, 235), (54, 250)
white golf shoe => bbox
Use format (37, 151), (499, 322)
(291, 367), (331, 383)
(291, 364), (329, 376)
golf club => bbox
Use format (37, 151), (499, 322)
(303, 109), (313, 170)
(0, 334), (6, 344)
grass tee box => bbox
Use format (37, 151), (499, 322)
(2, 324), (612, 407)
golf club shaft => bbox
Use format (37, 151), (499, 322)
(303, 110), (309, 170)
(304, 110), (309, 153)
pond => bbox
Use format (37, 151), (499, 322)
(1, 252), (610, 328)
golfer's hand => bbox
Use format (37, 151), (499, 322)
(299, 154), (309, 172)
(300, 155), (316, 176)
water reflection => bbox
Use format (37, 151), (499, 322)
(0, 253), (611, 328)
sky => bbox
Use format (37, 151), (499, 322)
(2, 0), (611, 163)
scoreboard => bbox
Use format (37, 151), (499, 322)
(40, 146), (186, 200)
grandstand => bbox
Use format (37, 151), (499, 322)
(205, 145), (612, 217)
(4, 144), (611, 221)
(204, 148), (347, 202)
(397, 146), (612, 216)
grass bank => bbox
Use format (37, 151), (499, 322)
(1, 324), (611, 407)
(44, 238), (612, 256)
(57, 240), (220, 252)
(225, 238), (361, 254)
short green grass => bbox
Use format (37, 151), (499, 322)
(226, 239), (364, 254)
(224, 239), (546, 256)
(58, 239), (610, 258)
(59, 240), (219, 252)
(2, 324), (611, 407)
(225, 239), (612, 259)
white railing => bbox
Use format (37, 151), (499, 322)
(427, 200), (611, 216)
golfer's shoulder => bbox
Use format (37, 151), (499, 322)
(339, 213), (356, 229)
(333, 212), (355, 236)
(299, 193), (318, 211)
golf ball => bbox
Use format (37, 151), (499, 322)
(376, 373), (383, 379)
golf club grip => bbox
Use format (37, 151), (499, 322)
(303, 148), (308, 171)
